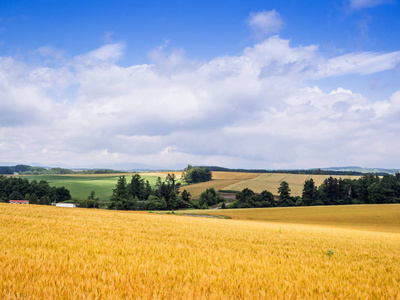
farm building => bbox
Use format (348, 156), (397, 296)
(55, 203), (76, 208)
(9, 200), (29, 204)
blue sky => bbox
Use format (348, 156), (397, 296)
(0, 0), (400, 169)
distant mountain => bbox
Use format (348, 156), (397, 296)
(70, 162), (185, 172)
(323, 167), (400, 175)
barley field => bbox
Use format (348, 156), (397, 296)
(223, 173), (361, 196)
(1, 204), (399, 299)
(182, 172), (260, 198)
(188, 204), (400, 233)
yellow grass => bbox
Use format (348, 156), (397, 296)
(182, 172), (260, 198)
(190, 204), (400, 234)
(224, 173), (361, 196)
(141, 171), (184, 178)
(1, 204), (400, 299)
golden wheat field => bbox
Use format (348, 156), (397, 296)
(1, 204), (400, 299)
(223, 173), (361, 196)
(189, 204), (400, 233)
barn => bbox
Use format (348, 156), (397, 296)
(9, 200), (29, 204)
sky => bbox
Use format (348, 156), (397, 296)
(0, 0), (400, 169)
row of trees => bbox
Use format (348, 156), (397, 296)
(0, 165), (33, 175)
(109, 170), (222, 211)
(0, 164), (126, 175)
(227, 173), (400, 209)
(108, 166), (214, 211)
(202, 166), (371, 176)
(109, 174), (194, 210)
(301, 173), (400, 206)
(0, 176), (71, 204)
(226, 188), (275, 209)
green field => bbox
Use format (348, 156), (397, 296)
(22, 174), (161, 201)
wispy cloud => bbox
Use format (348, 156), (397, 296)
(349, 0), (393, 9)
(316, 51), (400, 77)
(75, 43), (126, 65)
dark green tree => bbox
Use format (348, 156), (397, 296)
(183, 165), (212, 184)
(259, 190), (275, 207)
(278, 181), (294, 206)
(109, 176), (131, 209)
(29, 194), (39, 205)
(143, 195), (167, 210)
(198, 188), (221, 208)
(302, 178), (318, 206)
(86, 190), (99, 208)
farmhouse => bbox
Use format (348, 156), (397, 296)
(9, 200), (29, 204)
(55, 203), (76, 208)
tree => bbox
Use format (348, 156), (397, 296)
(39, 196), (51, 205)
(29, 194), (39, 205)
(110, 176), (131, 209)
(53, 186), (71, 203)
(183, 165), (212, 184)
(143, 195), (167, 210)
(176, 189), (192, 209)
(86, 190), (99, 208)
(259, 190), (275, 207)
(167, 190), (177, 210)
(128, 174), (144, 199)
(166, 174), (176, 187)
(302, 178), (318, 206)
(198, 188), (221, 208)
(181, 189), (191, 202)
(278, 181), (294, 207)
(8, 191), (23, 201)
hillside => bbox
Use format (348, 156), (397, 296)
(183, 172), (361, 198)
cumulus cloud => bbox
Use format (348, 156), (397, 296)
(1, 38), (400, 168)
(247, 10), (283, 39)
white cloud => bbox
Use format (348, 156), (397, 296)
(317, 51), (400, 77)
(35, 45), (64, 59)
(1, 38), (400, 168)
(247, 10), (283, 39)
(75, 43), (126, 66)
(349, 0), (393, 9)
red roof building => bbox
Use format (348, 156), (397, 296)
(9, 200), (29, 204)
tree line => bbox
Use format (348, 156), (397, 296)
(0, 176), (71, 205)
(109, 174), (191, 210)
(200, 166), (387, 176)
(226, 173), (400, 209)
(108, 166), (214, 211)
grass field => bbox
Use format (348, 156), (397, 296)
(223, 173), (361, 196)
(1, 204), (399, 298)
(21, 174), (161, 201)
